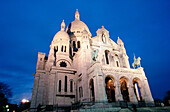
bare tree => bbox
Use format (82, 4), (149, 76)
(0, 82), (12, 111)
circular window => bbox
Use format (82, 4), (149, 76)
(60, 61), (67, 67)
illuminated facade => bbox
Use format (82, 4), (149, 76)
(30, 10), (154, 110)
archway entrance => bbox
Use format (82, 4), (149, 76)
(89, 79), (95, 101)
(133, 78), (142, 101)
(120, 77), (130, 102)
(105, 76), (115, 102)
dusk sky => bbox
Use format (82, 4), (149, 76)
(0, 0), (170, 104)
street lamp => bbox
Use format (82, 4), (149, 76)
(21, 99), (29, 103)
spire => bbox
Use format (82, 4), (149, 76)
(61, 19), (65, 31)
(75, 9), (80, 20)
(117, 36), (124, 45)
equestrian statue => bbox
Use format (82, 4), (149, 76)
(132, 54), (141, 69)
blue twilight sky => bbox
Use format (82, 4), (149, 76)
(0, 0), (170, 104)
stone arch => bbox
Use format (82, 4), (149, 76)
(89, 78), (95, 102)
(132, 77), (144, 101)
(105, 75), (116, 102)
(119, 76), (130, 102)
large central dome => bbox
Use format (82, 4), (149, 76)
(66, 10), (92, 37)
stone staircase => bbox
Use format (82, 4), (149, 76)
(77, 106), (170, 112)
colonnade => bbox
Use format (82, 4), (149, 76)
(89, 75), (153, 104)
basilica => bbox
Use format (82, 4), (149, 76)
(30, 10), (154, 111)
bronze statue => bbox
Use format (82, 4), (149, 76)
(132, 54), (141, 69)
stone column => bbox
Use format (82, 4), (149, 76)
(116, 83), (123, 101)
(114, 84), (119, 101)
(103, 82), (108, 102)
(128, 85), (138, 103)
(93, 62), (106, 102)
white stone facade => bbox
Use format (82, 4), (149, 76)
(30, 10), (154, 110)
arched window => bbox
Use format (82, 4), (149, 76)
(69, 46), (72, 56)
(65, 76), (67, 92)
(105, 50), (109, 64)
(116, 61), (119, 67)
(54, 47), (57, 57)
(60, 61), (67, 67)
(61, 45), (63, 52)
(79, 86), (83, 98)
(64, 46), (66, 52)
(115, 54), (119, 67)
(77, 41), (80, 48)
(56, 46), (58, 52)
(73, 41), (76, 49)
(70, 80), (73, 92)
(59, 80), (61, 92)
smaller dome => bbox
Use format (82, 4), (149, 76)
(53, 30), (69, 40)
(53, 20), (69, 41)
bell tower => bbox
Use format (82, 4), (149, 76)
(117, 37), (130, 68)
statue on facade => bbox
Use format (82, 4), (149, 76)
(102, 32), (106, 43)
(132, 55), (141, 69)
(92, 49), (99, 61)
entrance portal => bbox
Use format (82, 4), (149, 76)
(89, 79), (95, 101)
(105, 76), (115, 103)
(120, 77), (130, 102)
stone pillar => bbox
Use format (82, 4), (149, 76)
(139, 68), (154, 106)
(48, 72), (55, 105)
(30, 74), (40, 109)
(143, 79), (154, 105)
(116, 83), (123, 101)
(103, 82), (108, 102)
(128, 85), (138, 103)
(93, 62), (106, 102)
(114, 84), (119, 101)
(123, 55), (130, 68)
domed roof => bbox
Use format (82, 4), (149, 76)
(53, 20), (69, 41)
(66, 10), (92, 36)
(53, 30), (69, 40)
